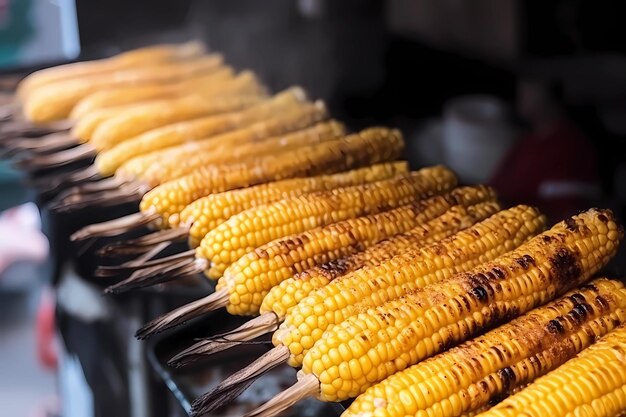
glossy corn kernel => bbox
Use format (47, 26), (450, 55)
(139, 127), (406, 230)
(261, 197), (499, 318)
(343, 278), (626, 417)
(276, 204), (546, 367)
(198, 166), (456, 279)
(298, 209), (621, 401)
(180, 162), (407, 246)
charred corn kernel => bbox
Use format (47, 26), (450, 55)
(276, 205), (547, 367)
(140, 127), (406, 231)
(299, 209), (622, 401)
(180, 161), (406, 246)
(219, 191), (478, 316)
(199, 166), (456, 279)
(136, 103), (329, 186)
(89, 94), (264, 150)
(343, 278), (626, 416)
(17, 41), (205, 100)
(23, 55), (223, 123)
(261, 198), (500, 319)
(70, 68), (259, 119)
(94, 88), (310, 173)
(478, 323), (626, 417)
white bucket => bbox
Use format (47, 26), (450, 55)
(442, 95), (515, 184)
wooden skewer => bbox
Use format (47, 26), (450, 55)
(50, 182), (146, 212)
(97, 226), (189, 257)
(96, 249), (196, 275)
(29, 165), (102, 193)
(168, 312), (281, 368)
(135, 286), (227, 339)
(14, 142), (96, 170)
(190, 345), (292, 416)
(70, 211), (160, 241)
(6, 132), (77, 154)
(240, 374), (318, 417)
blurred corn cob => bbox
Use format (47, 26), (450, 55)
(23, 54), (223, 123)
(16, 41), (205, 100)
(70, 68), (260, 119)
(343, 278), (626, 417)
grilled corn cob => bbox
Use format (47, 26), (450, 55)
(69, 68), (259, 119)
(276, 204), (547, 367)
(23, 54), (223, 123)
(134, 102), (329, 186)
(199, 166), (456, 279)
(139, 127), (406, 231)
(88, 94), (265, 150)
(133, 167), (454, 339)
(168, 197), (499, 369)
(293, 209), (621, 403)
(94, 88), (310, 171)
(220, 196), (477, 317)
(262, 199), (500, 320)
(343, 278), (626, 417)
(179, 161), (407, 246)
(119, 120), (344, 188)
(16, 41), (205, 100)
(477, 323), (626, 417)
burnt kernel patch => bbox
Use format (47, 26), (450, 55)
(497, 367), (516, 391)
(564, 218), (579, 231)
(549, 248), (582, 285)
(515, 255), (536, 270)
(579, 283), (599, 292)
(478, 380), (490, 393)
(598, 213), (608, 223)
(547, 319), (565, 334)
(255, 248), (269, 259)
(570, 293), (587, 304)
(568, 303), (593, 324)
(541, 235), (553, 243)
(472, 286), (489, 302)
(596, 295), (610, 311)
(492, 267), (506, 279)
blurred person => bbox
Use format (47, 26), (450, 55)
(0, 203), (48, 273)
(489, 75), (600, 222)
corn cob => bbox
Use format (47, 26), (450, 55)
(232, 209), (622, 417)
(94, 88), (309, 171)
(23, 54), (223, 123)
(16, 41), (205, 100)
(71, 102), (160, 142)
(275, 204), (546, 367)
(179, 161), (407, 246)
(342, 278), (626, 417)
(262, 199), (500, 320)
(198, 166), (456, 279)
(70, 126), (405, 246)
(69, 67), (256, 119)
(84, 94), (264, 148)
(133, 167), (453, 338)
(134, 102), (329, 186)
(220, 196), (476, 317)
(167, 197), (499, 369)
(477, 323), (626, 417)
(139, 127), (406, 231)
(118, 119), (343, 188)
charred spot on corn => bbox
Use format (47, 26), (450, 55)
(549, 247), (582, 285)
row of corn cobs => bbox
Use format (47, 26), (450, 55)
(2, 42), (626, 417)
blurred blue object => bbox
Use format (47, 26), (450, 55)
(0, 0), (80, 70)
